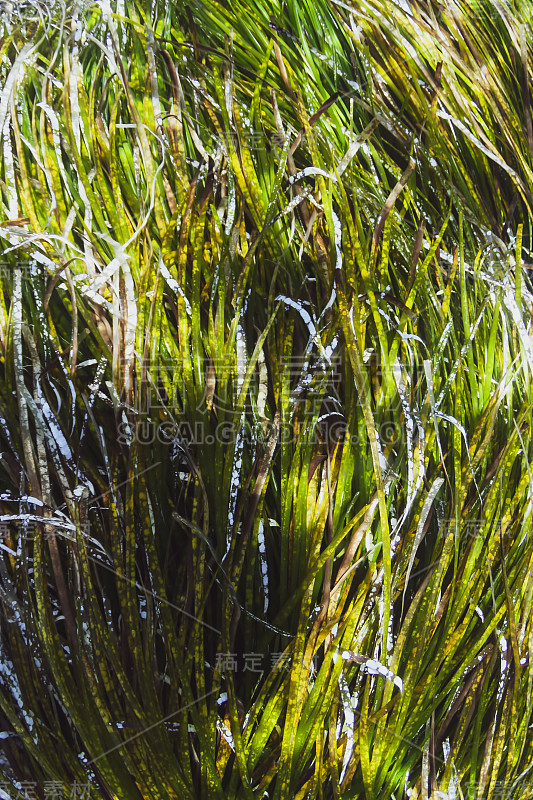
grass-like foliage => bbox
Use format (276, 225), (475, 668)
(0, 0), (533, 797)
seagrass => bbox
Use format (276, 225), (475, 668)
(0, 0), (532, 798)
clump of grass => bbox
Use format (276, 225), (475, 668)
(0, 1), (532, 798)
